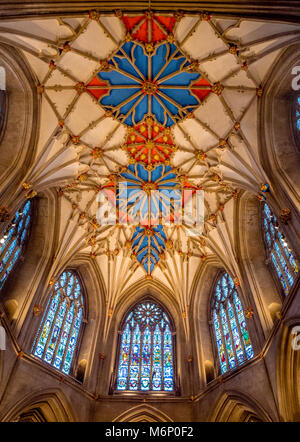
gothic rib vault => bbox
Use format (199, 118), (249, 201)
(1, 10), (300, 342)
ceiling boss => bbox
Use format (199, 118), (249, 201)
(85, 10), (211, 275)
(52, 9), (244, 278)
(87, 39), (211, 126)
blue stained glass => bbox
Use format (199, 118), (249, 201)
(233, 293), (253, 360)
(152, 324), (162, 390)
(227, 301), (244, 364)
(163, 324), (173, 391)
(0, 201), (32, 289)
(141, 327), (151, 391)
(266, 232), (271, 247)
(278, 231), (299, 274)
(263, 203), (298, 295)
(296, 96), (300, 131)
(54, 304), (74, 369)
(129, 325), (141, 391)
(34, 295), (58, 357)
(212, 273), (254, 374)
(32, 270), (84, 376)
(274, 242), (294, 286)
(44, 299), (67, 363)
(213, 310), (227, 374)
(117, 323), (131, 390)
(23, 201), (31, 215)
(271, 253), (288, 294)
(116, 301), (174, 392)
(220, 304), (235, 369)
(62, 308), (82, 375)
(3, 239), (17, 265)
(264, 203), (271, 218)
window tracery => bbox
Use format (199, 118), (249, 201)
(32, 270), (85, 375)
(211, 273), (254, 374)
(0, 200), (32, 290)
(263, 203), (298, 295)
(116, 300), (174, 392)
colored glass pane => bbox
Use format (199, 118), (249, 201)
(116, 301), (174, 392)
(0, 201), (32, 289)
(263, 203), (298, 295)
(213, 310), (227, 374)
(32, 270), (84, 376)
(212, 273), (254, 374)
(296, 96), (300, 131)
(233, 293), (254, 360)
(220, 304), (235, 369)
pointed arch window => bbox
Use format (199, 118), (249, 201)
(263, 203), (298, 295)
(32, 270), (85, 375)
(0, 200), (32, 290)
(116, 300), (175, 392)
(211, 273), (254, 375)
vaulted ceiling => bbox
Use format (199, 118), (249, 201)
(1, 10), (299, 336)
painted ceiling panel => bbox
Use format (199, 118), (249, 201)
(1, 10), (298, 331)
(71, 19), (121, 59)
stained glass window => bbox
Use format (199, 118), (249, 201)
(32, 270), (84, 375)
(0, 200), (32, 290)
(211, 273), (254, 375)
(116, 301), (174, 392)
(296, 96), (300, 132)
(263, 203), (298, 296)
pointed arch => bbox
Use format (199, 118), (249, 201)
(113, 404), (173, 422)
(210, 271), (254, 375)
(262, 202), (298, 296)
(277, 317), (300, 421)
(31, 269), (86, 376)
(260, 44), (300, 211)
(210, 391), (273, 422)
(113, 297), (176, 393)
(1, 389), (76, 422)
(0, 43), (39, 199)
(0, 200), (32, 291)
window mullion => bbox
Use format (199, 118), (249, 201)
(127, 324), (133, 390)
(216, 309), (229, 373)
(60, 304), (78, 372)
(150, 330), (154, 391)
(276, 237), (295, 279)
(116, 303), (174, 393)
(225, 301), (238, 367)
(53, 272), (74, 367)
(232, 294), (247, 361)
(50, 299), (69, 365)
(0, 229), (16, 260)
(0, 241), (18, 280)
(42, 297), (61, 359)
(139, 328), (143, 391)
(162, 326), (165, 391)
(33, 295), (52, 352)
(271, 247), (290, 290)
